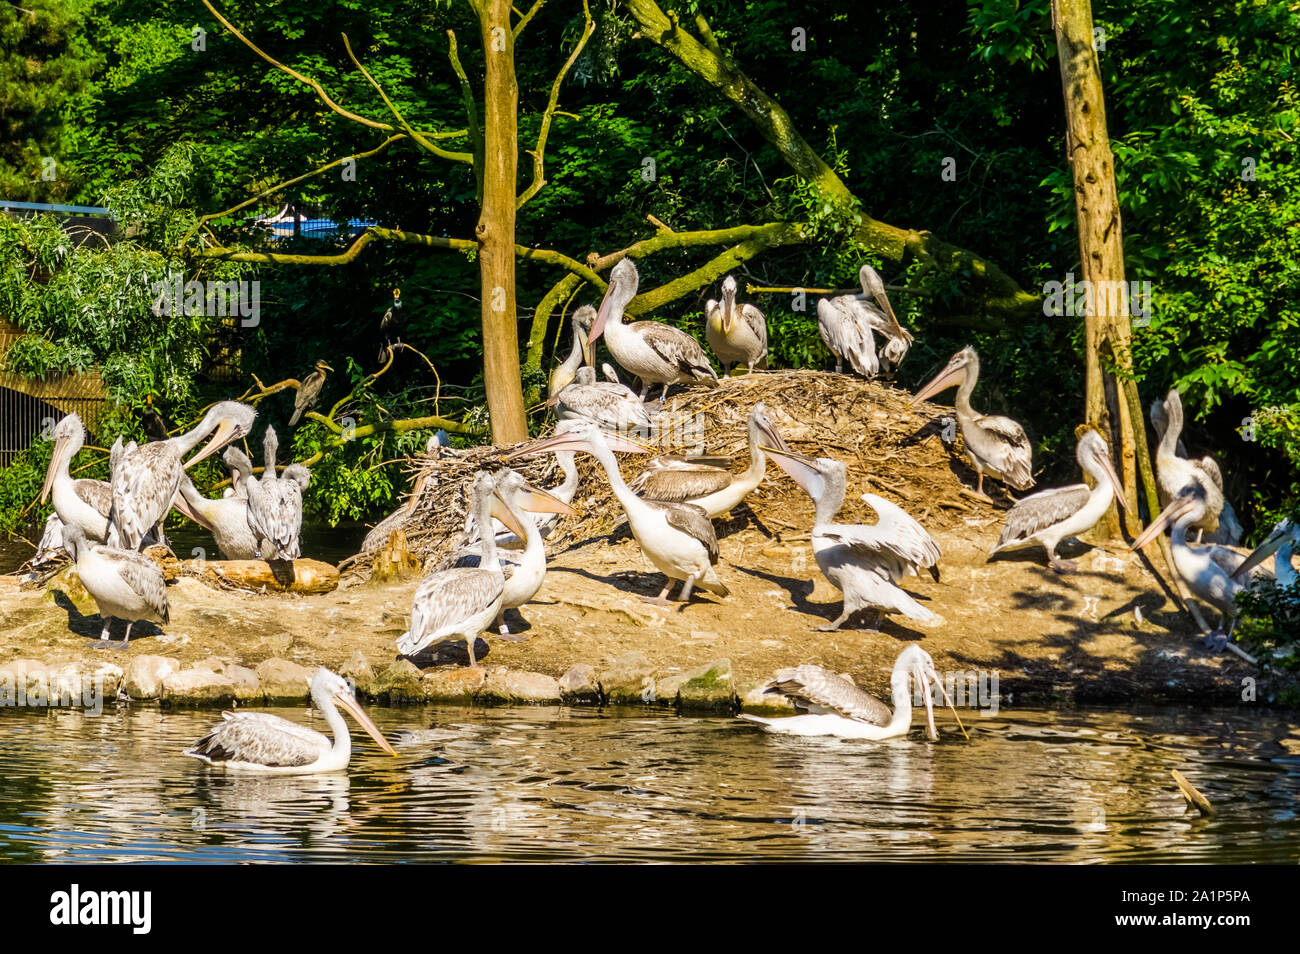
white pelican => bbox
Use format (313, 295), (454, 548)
(465, 421), (583, 549)
(547, 306), (595, 399)
(588, 258), (718, 402)
(40, 413), (112, 543)
(552, 365), (654, 433)
(107, 401), (256, 549)
(817, 264), (913, 376)
(1151, 389), (1238, 544)
(186, 668), (397, 773)
(396, 472), (529, 665)
(762, 446), (939, 630)
(1232, 519), (1298, 589)
(514, 419), (729, 604)
(245, 427), (309, 560)
(177, 451), (259, 560)
(740, 644), (962, 740)
(990, 429), (1127, 572)
(706, 275), (768, 374)
(912, 346), (1034, 497)
(61, 524), (169, 649)
(629, 403), (790, 518)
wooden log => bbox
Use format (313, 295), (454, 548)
(368, 529), (423, 584)
(1172, 769), (1215, 816)
(177, 558), (339, 594)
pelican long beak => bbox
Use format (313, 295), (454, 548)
(185, 417), (245, 470)
(911, 362), (965, 406)
(491, 490), (528, 540)
(722, 291), (736, 335)
(511, 430), (652, 458)
(40, 435), (69, 503)
(171, 486), (216, 533)
(334, 691), (398, 756)
(1096, 446), (1129, 511)
(759, 445), (826, 501)
(926, 670), (970, 741)
(916, 663), (938, 741)
(580, 335), (594, 367)
(1131, 494), (1197, 551)
(588, 276), (621, 346)
(1231, 529), (1289, 582)
(519, 483), (580, 517)
(756, 412), (790, 455)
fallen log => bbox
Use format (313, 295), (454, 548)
(177, 557), (339, 594)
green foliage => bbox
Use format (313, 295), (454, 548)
(1236, 582), (1300, 669)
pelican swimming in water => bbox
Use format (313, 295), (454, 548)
(40, 413), (112, 543)
(515, 419), (728, 605)
(1151, 389), (1238, 544)
(552, 365), (654, 433)
(588, 258), (718, 402)
(629, 403), (790, 518)
(245, 427), (309, 560)
(548, 306), (595, 399)
(740, 644), (962, 740)
(990, 429), (1127, 572)
(177, 448), (259, 560)
(107, 401), (256, 550)
(912, 346), (1034, 498)
(762, 446), (940, 631)
(1232, 519), (1298, 589)
(706, 275), (768, 374)
(817, 264), (913, 376)
(186, 668), (397, 773)
(61, 524), (168, 649)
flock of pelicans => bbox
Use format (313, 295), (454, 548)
(23, 260), (1298, 772)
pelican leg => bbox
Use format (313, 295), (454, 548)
(1047, 549), (1079, 573)
(92, 617), (115, 649)
(659, 383), (670, 403)
(834, 359), (844, 374)
(677, 573), (699, 603)
(639, 381), (650, 401)
(466, 635), (479, 668)
(115, 621), (135, 651)
(640, 580), (676, 607)
(495, 611), (528, 641)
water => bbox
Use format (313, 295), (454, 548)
(0, 704), (1296, 863)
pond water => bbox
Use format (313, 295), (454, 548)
(0, 704), (1296, 863)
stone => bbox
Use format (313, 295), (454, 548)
(598, 651), (657, 706)
(421, 667), (486, 704)
(261, 631), (295, 654)
(124, 655), (180, 700)
(478, 669), (562, 705)
(0, 658), (49, 697)
(161, 669), (238, 707)
(223, 664), (263, 703)
(675, 658), (735, 712)
(256, 657), (314, 703)
(44, 566), (90, 605)
(339, 651), (376, 698)
(374, 659), (426, 704)
(558, 664), (600, 704)
(739, 680), (797, 717)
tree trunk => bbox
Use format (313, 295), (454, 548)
(473, 0), (528, 445)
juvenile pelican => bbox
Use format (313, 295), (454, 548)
(515, 420), (729, 604)
(107, 401), (256, 550)
(186, 668), (397, 773)
(706, 275), (768, 374)
(763, 446), (939, 630)
(1151, 389), (1233, 543)
(817, 264), (912, 375)
(990, 430), (1127, 572)
(739, 644), (959, 740)
(61, 524), (168, 649)
(552, 366), (654, 433)
(245, 427), (309, 560)
(290, 359), (332, 426)
(1232, 519), (1298, 589)
(41, 413), (111, 543)
(548, 306), (595, 399)
(588, 258), (718, 402)
(912, 346), (1034, 497)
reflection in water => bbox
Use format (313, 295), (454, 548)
(0, 704), (1297, 863)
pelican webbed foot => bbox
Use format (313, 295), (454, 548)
(1049, 558), (1080, 574)
(1203, 630), (1230, 653)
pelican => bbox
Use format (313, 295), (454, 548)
(990, 429), (1127, 572)
(552, 366), (654, 433)
(362, 431), (455, 554)
(629, 403), (790, 518)
(762, 445), (939, 630)
(514, 419), (729, 604)
(817, 264), (912, 375)
(1151, 389), (1236, 543)
(912, 346), (1033, 497)
(588, 258), (718, 402)
(290, 359), (333, 426)
(61, 524), (168, 650)
(186, 668), (397, 774)
(41, 413), (111, 543)
(32, 513), (67, 566)
(107, 401), (256, 550)
(177, 449), (259, 560)
(1232, 519), (1298, 589)
(465, 422), (583, 549)
(245, 427), (309, 560)
(548, 306), (595, 399)
(396, 472), (529, 665)
(706, 275), (768, 374)
(739, 644), (960, 740)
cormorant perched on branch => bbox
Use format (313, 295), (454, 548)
(141, 394), (170, 442)
(378, 287), (403, 364)
(289, 359), (333, 426)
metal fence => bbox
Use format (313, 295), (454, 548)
(0, 388), (107, 468)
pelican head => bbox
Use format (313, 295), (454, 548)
(911, 346), (978, 406)
(721, 275), (738, 333)
(185, 401), (257, 469)
(1131, 483), (1208, 551)
(896, 643), (941, 740)
(1232, 518), (1298, 582)
(509, 417), (652, 460)
(493, 467), (581, 519)
(589, 258), (641, 346)
(308, 668), (398, 756)
(759, 444), (847, 516)
(749, 403), (789, 455)
(40, 413), (86, 503)
(1077, 430), (1128, 510)
(573, 305), (596, 366)
(60, 522), (88, 562)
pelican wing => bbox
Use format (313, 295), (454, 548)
(97, 547), (170, 622)
(764, 664), (892, 726)
(820, 513), (938, 579)
(994, 484), (1092, 549)
(648, 500), (719, 564)
(1207, 544), (1274, 583)
(861, 494), (941, 573)
(631, 322), (718, 381)
(109, 442), (181, 548)
(246, 476), (304, 559)
(403, 567), (504, 648)
(973, 414), (1034, 489)
(557, 384), (652, 430)
(73, 479), (112, 518)
(188, 712), (328, 767)
(630, 456), (733, 501)
(741, 303), (768, 350)
(817, 298), (879, 376)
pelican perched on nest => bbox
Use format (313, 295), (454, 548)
(912, 346), (1033, 498)
(187, 668), (397, 773)
(589, 258), (718, 402)
(1151, 389), (1240, 544)
(629, 403), (790, 518)
(817, 264), (913, 376)
(990, 430), (1126, 572)
(246, 427), (310, 560)
(107, 401), (256, 550)
(548, 306), (595, 399)
(552, 366), (654, 433)
(1232, 519), (1298, 589)
(515, 419), (729, 605)
(762, 446), (940, 631)
(177, 448), (259, 560)
(740, 644), (964, 740)
(40, 413), (112, 543)
(61, 524), (168, 650)
(706, 275), (767, 374)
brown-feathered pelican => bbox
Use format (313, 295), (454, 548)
(1151, 389), (1236, 544)
(817, 264), (912, 375)
(588, 258), (718, 402)
(912, 346), (1034, 497)
(629, 403), (790, 518)
(762, 446), (940, 630)
(990, 429), (1127, 572)
(61, 524), (168, 650)
(1232, 519), (1297, 589)
(245, 427), (309, 560)
(548, 306), (595, 399)
(177, 448), (259, 560)
(706, 275), (768, 374)
(552, 366), (654, 433)
(106, 401), (256, 550)
(186, 668), (397, 773)
(41, 413), (111, 543)
(515, 419), (729, 604)
(397, 472), (529, 665)
(739, 644), (964, 740)
(289, 359), (333, 426)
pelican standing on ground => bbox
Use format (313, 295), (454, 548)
(990, 430), (1127, 572)
(515, 420), (729, 604)
(61, 524), (169, 650)
(762, 446), (939, 630)
(552, 366), (654, 432)
(739, 644), (961, 740)
(588, 258), (718, 402)
(290, 359), (333, 426)
(466, 422), (583, 549)
(548, 306), (595, 399)
(912, 346), (1034, 497)
(186, 668), (397, 773)
(1151, 389), (1236, 543)
(41, 413), (111, 543)
(706, 275), (768, 374)
(245, 427), (309, 560)
(817, 264), (913, 376)
(107, 401), (256, 550)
